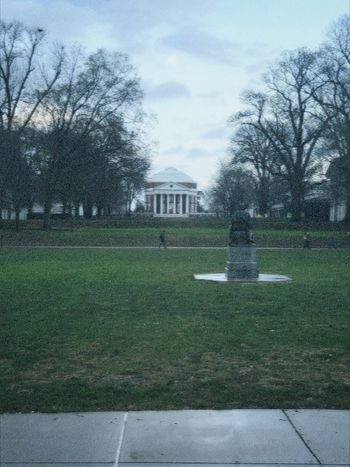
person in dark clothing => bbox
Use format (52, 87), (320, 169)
(159, 231), (167, 248)
(303, 232), (311, 249)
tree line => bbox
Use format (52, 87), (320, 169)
(0, 21), (150, 230)
(209, 15), (350, 223)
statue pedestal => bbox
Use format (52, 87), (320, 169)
(226, 245), (258, 280)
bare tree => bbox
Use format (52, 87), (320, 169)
(0, 21), (63, 131)
(232, 49), (328, 221)
(5, 129), (33, 230)
(229, 124), (273, 215)
(36, 47), (145, 228)
(313, 15), (350, 223)
(0, 20), (63, 224)
(208, 162), (256, 217)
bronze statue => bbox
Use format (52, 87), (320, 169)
(229, 211), (255, 246)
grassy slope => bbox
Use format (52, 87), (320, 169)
(1, 225), (349, 247)
(0, 248), (349, 412)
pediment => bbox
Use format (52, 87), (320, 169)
(153, 182), (188, 191)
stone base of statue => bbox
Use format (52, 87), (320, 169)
(226, 245), (258, 280)
(193, 211), (291, 284)
(194, 272), (291, 282)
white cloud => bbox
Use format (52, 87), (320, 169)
(164, 145), (185, 155)
(165, 55), (178, 65)
(160, 29), (241, 65)
(202, 127), (228, 140)
(197, 91), (221, 99)
(145, 81), (191, 100)
(186, 147), (213, 159)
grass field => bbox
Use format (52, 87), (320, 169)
(1, 218), (349, 248)
(0, 247), (349, 412)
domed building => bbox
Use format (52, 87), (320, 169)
(145, 167), (200, 217)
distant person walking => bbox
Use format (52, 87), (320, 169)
(303, 232), (311, 249)
(159, 231), (167, 248)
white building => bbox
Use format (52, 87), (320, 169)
(144, 167), (201, 217)
(330, 201), (347, 222)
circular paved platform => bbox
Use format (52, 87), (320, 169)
(194, 273), (292, 282)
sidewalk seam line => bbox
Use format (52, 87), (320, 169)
(114, 412), (128, 467)
(282, 409), (322, 465)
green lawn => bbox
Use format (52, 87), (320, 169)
(0, 247), (349, 412)
(1, 224), (349, 247)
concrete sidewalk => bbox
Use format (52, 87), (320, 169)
(0, 409), (349, 466)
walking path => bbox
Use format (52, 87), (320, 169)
(0, 409), (349, 466)
(1, 245), (346, 250)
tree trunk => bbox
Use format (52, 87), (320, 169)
(84, 200), (93, 219)
(42, 203), (51, 230)
(15, 207), (20, 232)
(343, 172), (350, 225)
(344, 195), (350, 226)
(258, 177), (270, 216)
(290, 197), (303, 221)
(290, 179), (304, 222)
(74, 204), (80, 219)
(96, 204), (103, 217)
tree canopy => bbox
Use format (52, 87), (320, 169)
(0, 20), (150, 229)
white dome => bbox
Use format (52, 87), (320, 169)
(149, 167), (195, 184)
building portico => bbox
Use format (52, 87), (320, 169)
(145, 168), (199, 217)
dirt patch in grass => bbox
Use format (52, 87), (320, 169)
(12, 347), (350, 406)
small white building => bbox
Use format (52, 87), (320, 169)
(145, 167), (200, 217)
(330, 201), (347, 222)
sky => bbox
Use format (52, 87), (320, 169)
(1, 0), (349, 190)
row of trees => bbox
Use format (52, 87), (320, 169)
(0, 21), (150, 229)
(209, 15), (350, 222)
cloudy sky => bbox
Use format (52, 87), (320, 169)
(2, 0), (349, 189)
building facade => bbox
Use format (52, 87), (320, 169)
(329, 201), (347, 222)
(144, 167), (200, 217)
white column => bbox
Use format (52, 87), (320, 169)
(179, 194), (182, 215)
(153, 194), (157, 214)
(186, 195), (189, 215)
(161, 194), (164, 214)
(166, 193), (169, 214)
